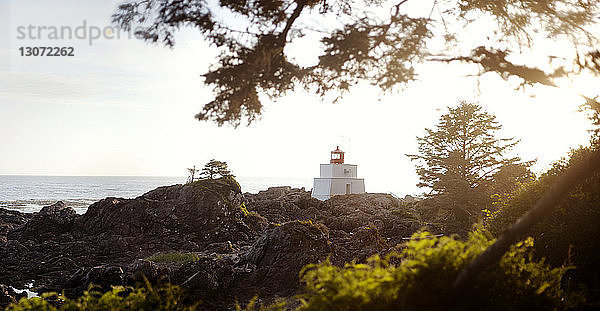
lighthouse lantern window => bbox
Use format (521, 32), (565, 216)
(330, 146), (345, 164)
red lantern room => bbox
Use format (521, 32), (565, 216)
(330, 146), (345, 164)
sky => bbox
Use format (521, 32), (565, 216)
(0, 0), (596, 196)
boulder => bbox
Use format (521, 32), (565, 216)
(8, 201), (77, 243)
(243, 187), (321, 223)
(64, 265), (126, 296)
(74, 177), (256, 254)
(159, 221), (332, 310)
(127, 259), (172, 283)
(0, 208), (32, 243)
(241, 221), (332, 297)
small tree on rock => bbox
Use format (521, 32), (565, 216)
(186, 165), (199, 183)
(199, 159), (234, 180)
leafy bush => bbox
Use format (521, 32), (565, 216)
(146, 252), (199, 263)
(486, 146), (600, 305)
(235, 296), (287, 311)
(296, 230), (568, 310)
(7, 280), (195, 311)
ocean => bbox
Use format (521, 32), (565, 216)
(0, 175), (313, 214)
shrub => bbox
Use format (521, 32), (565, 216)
(296, 230), (568, 310)
(7, 281), (195, 311)
(146, 252), (200, 263)
(485, 146), (600, 306)
(235, 296), (287, 311)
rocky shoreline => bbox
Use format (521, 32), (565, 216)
(0, 178), (429, 309)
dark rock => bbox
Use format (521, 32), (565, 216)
(241, 221), (331, 297)
(64, 265), (126, 296)
(243, 187), (320, 224)
(127, 259), (171, 283)
(0, 208), (33, 243)
(204, 241), (237, 254)
(178, 255), (237, 293)
(8, 201), (77, 243)
(173, 254), (239, 310)
(245, 189), (422, 257)
(1, 177), (262, 296)
(330, 225), (390, 264)
(156, 221), (331, 310)
(74, 178), (255, 254)
(2, 179), (425, 308)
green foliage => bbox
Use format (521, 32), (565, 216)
(199, 159), (234, 180)
(147, 252), (200, 263)
(235, 296), (287, 311)
(297, 231), (568, 310)
(489, 163), (536, 197)
(408, 101), (531, 233)
(7, 281), (195, 311)
(486, 147), (600, 261)
(486, 146), (600, 305)
(408, 101), (525, 195)
(189, 174), (239, 188)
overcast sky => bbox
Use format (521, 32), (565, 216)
(0, 0), (595, 196)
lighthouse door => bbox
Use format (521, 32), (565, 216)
(345, 183), (351, 194)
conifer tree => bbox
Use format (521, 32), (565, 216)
(408, 101), (530, 229)
(199, 159), (234, 180)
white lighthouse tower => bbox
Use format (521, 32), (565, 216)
(311, 146), (365, 201)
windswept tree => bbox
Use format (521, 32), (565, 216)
(408, 101), (531, 229)
(199, 159), (234, 180)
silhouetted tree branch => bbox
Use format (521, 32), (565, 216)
(430, 47), (600, 112)
(112, 0), (600, 126)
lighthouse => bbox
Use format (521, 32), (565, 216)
(311, 146), (366, 201)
